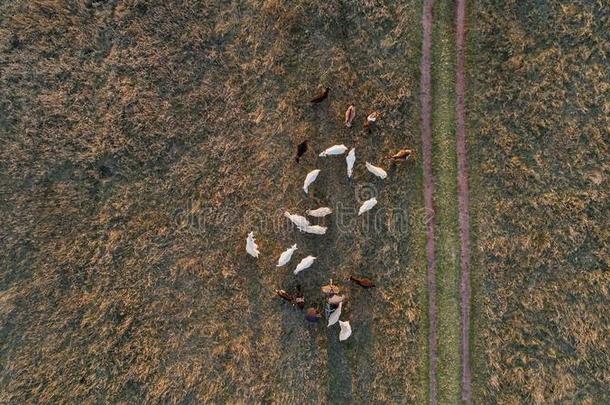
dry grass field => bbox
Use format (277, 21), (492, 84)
(471, 1), (609, 403)
(3, 0), (608, 403)
(0, 0), (426, 402)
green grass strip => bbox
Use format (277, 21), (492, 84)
(431, 1), (461, 403)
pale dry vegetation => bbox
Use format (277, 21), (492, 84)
(472, 1), (609, 403)
(0, 0), (425, 402)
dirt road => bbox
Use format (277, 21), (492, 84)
(419, 0), (437, 404)
(421, 1), (472, 403)
(455, 1), (472, 403)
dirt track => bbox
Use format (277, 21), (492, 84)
(455, 1), (472, 403)
(422, 1), (472, 403)
(419, 0), (437, 404)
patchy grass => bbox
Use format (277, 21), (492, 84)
(0, 0), (426, 402)
(471, 1), (610, 403)
(431, 1), (461, 402)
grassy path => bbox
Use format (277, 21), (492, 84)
(421, 0), (471, 403)
(419, 0), (438, 403)
(431, 1), (461, 403)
